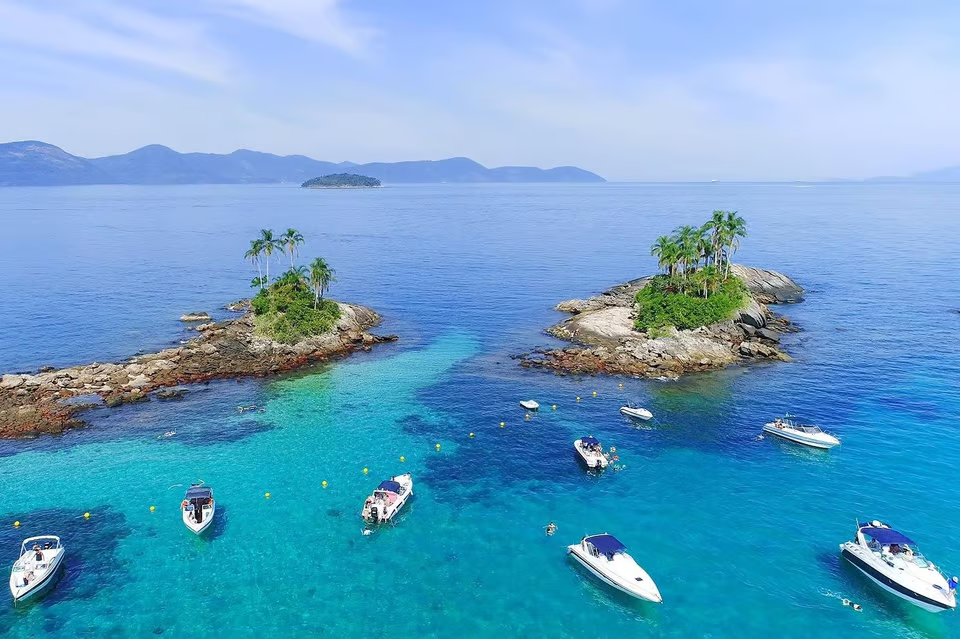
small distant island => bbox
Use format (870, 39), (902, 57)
(521, 211), (805, 378)
(301, 173), (381, 189)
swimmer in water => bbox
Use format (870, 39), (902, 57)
(545, 522), (557, 536)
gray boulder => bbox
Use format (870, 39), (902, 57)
(730, 265), (804, 303)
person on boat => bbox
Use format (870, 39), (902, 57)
(33, 545), (43, 562)
(774, 418), (783, 428)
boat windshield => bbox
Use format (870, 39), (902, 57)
(796, 425), (823, 434)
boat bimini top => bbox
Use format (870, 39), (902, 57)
(584, 534), (627, 558)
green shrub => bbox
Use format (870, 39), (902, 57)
(250, 271), (341, 343)
(634, 275), (746, 332)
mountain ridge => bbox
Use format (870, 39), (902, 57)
(0, 141), (605, 186)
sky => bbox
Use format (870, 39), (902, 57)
(1, 0), (959, 181)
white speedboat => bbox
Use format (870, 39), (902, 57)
(574, 436), (609, 469)
(181, 484), (215, 535)
(568, 534), (662, 603)
(520, 400), (540, 411)
(620, 405), (653, 421)
(840, 520), (956, 613)
(9, 535), (65, 603)
(762, 415), (839, 449)
(362, 474), (413, 524)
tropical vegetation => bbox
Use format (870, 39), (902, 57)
(301, 173), (381, 188)
(243, 228), (341, 343)
(635, 211), (749, 332)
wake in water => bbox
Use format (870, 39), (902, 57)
(820, 589), (862, 611)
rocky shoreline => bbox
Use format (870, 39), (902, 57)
(519, 265), (804, 378)
(0, 302), (397, 439)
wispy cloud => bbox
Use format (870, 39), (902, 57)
(200, 0), (376, 54)
(0, 0), (230, 82)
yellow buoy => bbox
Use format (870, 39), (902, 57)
(83, 512), (90, 520)
(13, 521), (19, 528)
(265, 492), (271, 499)
(525, 413), (530, 420)
(435, 443), (441, 451)
(618, 383), (623, 389)
(593, 391), (597, 397)
(552, 404), (557, 410)
(500, 421), (505, 427)
(576, 396), (581, 402)
(363, 467), (369, 475)
(149, 505), (156, 512)
(469, 432), (474, 438)
(322, 481), (328, 489)
(400, 455), (405, 462)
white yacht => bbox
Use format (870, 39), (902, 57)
(362, 474), (413, 524)
(9, 535), (65, 603)
(574, 436), (609, 469)
(181, 484), (215, 535)
(762, 415), (840, 449)
(840, 520), (956, 613)
(568, 534), (662, 603)
(620, 405), (653, 421)
(520, 400), (540, 411)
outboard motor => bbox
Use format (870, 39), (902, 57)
(370, 506), (379, 523)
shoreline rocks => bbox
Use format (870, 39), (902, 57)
(0, 302), (397, 439)
(520, 265), (803, 379)
(180, 312), (212, 322)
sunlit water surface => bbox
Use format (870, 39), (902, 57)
(1, 183), (959, 637)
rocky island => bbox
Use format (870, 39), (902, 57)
(301, 173), (381, 189)
(0, 228), (397, 439)
(520, 212), (805, 378)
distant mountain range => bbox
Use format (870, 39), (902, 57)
(864, 165), (960, 183)
(0, 141), (605, 186)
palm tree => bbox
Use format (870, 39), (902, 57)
(721, 212), (747, 276)
(651, 235), (679, 276)
(701, 210), (727, 269)
(281, 228), (305, 268)
(674, 225), (702, 276)
(258, 229), (282, 284)
(244, 239), (265, 290)
(308, 257), (337, 308)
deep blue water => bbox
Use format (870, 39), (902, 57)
(1, 183), (959, 637)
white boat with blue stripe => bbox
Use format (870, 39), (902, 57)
(9, 535), (65, 603)
(762, 415), (839, 449)
(567, 534), (662, 603)
(840, 520), (956, 613)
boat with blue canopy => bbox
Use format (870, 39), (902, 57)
(181, 484), (215, 535)
(362, 473), (413, 524)
(840, 520), (956, 612)
(574, 436), (609, 469)
(567, 533), (662, 603)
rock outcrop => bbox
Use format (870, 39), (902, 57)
(180, 312), (212, 322)
(0, 302), (397, 438)
(521, 266), (801, 378)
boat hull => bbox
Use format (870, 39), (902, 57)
(840, 545), (954, 613)
(574, 442), (608, 469)
(762, 424), (838, 449)
(362, 474), (414, 524)
(567, 546), (661, 603)
(183, 504), (215, 535)
(9, 550), (64, 602)
(620, 407), (652, 421)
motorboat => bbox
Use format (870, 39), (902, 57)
(9, 535), (65, 603)
(181, 484), (215, 535)
(574, 436), (609, 469)
(362, 473), (413, 524)
(762, 415), (839, 449)
(519, 400), (540, 411)
(840, 520), (956, 613)
(567, 534), (662, 603)
(620, 405), (653, 421)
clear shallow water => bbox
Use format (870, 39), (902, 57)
(1, 183), (959, 637)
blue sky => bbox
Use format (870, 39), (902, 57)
(1, 0), (958, 180)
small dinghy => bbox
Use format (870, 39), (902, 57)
(181, 484), (215, 535)
(362, 473), (413, 524)
(9, 536), (65, 603)
(519, 400), (540, 411)
(568, 534), (662, 603)
(574, 436), (609, 469)
(620, 405), (653, 421)
(763, 415), (839, 450)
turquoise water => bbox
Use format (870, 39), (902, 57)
(1, 183), (959, 637)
